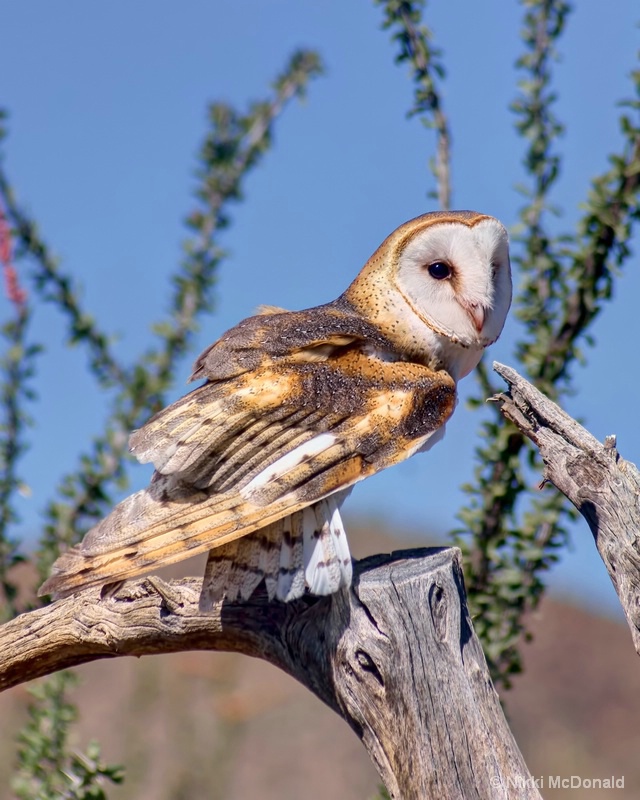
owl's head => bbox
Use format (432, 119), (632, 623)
(344, 211), (512, 378)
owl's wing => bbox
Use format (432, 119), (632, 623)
(39, 308), (456, 599)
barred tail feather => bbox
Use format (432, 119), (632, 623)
(276, 512), (306, 602)
(199, 523), (282, 610)
(198, 497), (352, 608)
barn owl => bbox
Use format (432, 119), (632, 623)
(39, 210), (511, 607)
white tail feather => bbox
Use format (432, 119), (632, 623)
(303, 497), (352, 595)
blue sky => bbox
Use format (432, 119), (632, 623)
(0, 1), (638, 615)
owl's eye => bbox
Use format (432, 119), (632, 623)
(427, 261), (451, 280)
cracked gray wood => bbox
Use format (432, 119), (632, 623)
(0, 547), (540, 800)
(493, 361), (640, 654)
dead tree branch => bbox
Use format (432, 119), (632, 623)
(0, 547), (540, 799)
(494, 361), (640, 653)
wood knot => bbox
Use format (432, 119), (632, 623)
(355, 649), (384, 686)
(429, 582), (448, 641)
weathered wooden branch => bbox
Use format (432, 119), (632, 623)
(493, 361), (640, 653)
(0, 547), (541, 799)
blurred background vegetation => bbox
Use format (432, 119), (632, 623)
(0, 1), (638, 797)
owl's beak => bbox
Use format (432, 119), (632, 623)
(459, 300), (486, 333)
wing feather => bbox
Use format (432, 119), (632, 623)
(39, 310), (456, 599)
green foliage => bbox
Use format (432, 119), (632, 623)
(0, 305), (37, 621)
(11, 672), (124, 800)
(376, 0), (451, 207)
(0, 134), (40, 620)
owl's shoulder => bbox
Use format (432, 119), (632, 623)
(189, 299), (396, 383)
